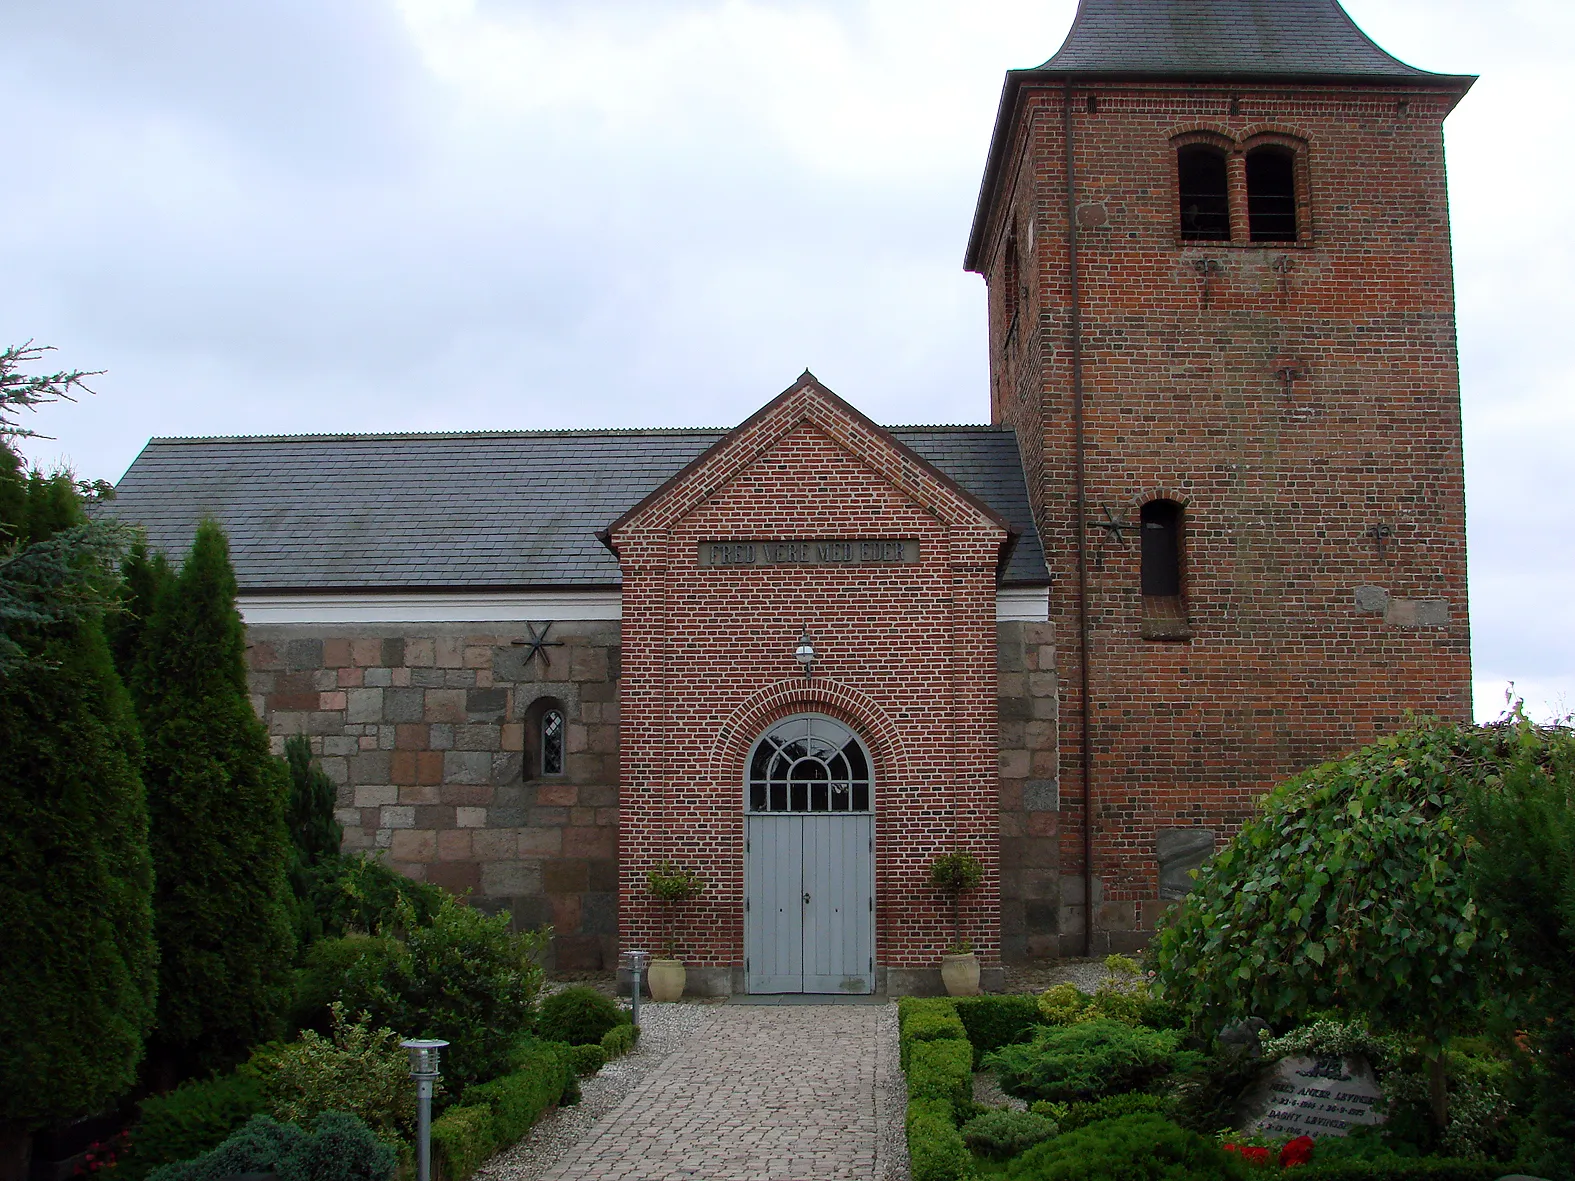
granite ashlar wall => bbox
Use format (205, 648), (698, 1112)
(996, 620), (1062, 961)
(245, 620), (620, 970)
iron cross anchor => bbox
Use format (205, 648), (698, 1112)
(511, 621), (564, 672)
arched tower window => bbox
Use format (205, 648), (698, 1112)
(1177, 145), (1230, 241)
(1141, 499), (1183, 597)
(541, 708), (564, 776)
(1246, 146), (1298, 242)
(746, 714), (872, 814)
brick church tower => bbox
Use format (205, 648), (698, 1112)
(967, 0), (1476, 953)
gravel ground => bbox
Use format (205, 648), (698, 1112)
(874, 1003), (911, 1181)
(972, 1070), (1027, 1113)
(1002, 958), (1123, 995)
(476, 1002), (713, 1181)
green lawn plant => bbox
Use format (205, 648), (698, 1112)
(136, 519), (297, 1079)
(0, 382), (156, 1176)
(1151, 718), (1523, 1131)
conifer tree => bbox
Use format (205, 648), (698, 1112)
(106, 539), (171, 686)
(138, 520), (295, 1078)
(283, 733), (343, 948)
(0, 454), (155, 1177)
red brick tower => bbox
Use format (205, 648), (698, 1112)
(967, 0), (1476, 953)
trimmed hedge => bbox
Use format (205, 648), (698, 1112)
(952, 995), (1040, 1068)
(905, 1097), (972, 1181)
(907, 1038), (974, 1123)
(432, 1042), (576, 1181)
(600, 1022), (638, 1059)
(536, 987), (626, 1047)
(569, 1043), (607, 1077)
(901, 1011), (969, 1071)
(429, 1105), (495, 1181)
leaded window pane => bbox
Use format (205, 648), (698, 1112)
(542, 709), (564, 776)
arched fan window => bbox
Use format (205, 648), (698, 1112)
(747, 714), (872, 814)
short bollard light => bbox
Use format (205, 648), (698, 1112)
(401, 1038), (448, 1181)
(622, 948), (650, 1028)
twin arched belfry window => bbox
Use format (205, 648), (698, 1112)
(1177, 142), (1301, 243)
(747, 714), (872, 814)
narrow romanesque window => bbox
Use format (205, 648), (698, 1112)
(1141, 500), (1183, 596)
(1177, 145), (1230, 241)
(1247, 147), (1298, 241)
(541, 708), (564, 776)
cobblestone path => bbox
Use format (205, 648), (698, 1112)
(537, 1004), (905, 1181)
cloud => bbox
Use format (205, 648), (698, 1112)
(2, 0), (1571, 718)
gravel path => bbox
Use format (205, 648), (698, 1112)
(478, 1001), (909, 1181)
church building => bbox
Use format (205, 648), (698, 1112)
(108, 0), (1475, 995)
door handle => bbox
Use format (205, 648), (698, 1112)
(803, 892), (811, 906)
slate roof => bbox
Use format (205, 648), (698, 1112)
(108, 427), (1050, 592)
(1036, 0), (1455, 80)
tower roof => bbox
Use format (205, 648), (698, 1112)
(964, 0), (1474, 272)
(1036, 0), (1458, 81)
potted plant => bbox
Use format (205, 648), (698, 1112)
(930, 851), (984, 996)
(645, 859), (706, 1001)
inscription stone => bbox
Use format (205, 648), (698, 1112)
(1242, 1055), (1385, 1140)
(698, 539), (919, 567)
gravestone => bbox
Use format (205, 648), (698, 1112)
(1156, 828), (1215, 900)
(1240, 1054), (1385, 1139)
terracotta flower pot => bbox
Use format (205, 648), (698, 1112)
(647, 958), (686, 1001)
(940, 953), (981, 997)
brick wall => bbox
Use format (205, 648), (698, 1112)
(246, 621), (621, 969)
(977, 81), (1473, 949)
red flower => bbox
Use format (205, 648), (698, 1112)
(1280, 1136), (1315, 1167)
(1224, 1143), (1272, 1164)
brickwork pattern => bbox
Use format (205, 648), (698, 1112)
(978, 81), (1473, 948)
(611, 380), (1010, 973)
(537, 1005), (885, 1181)
(246, 622), (621, 968)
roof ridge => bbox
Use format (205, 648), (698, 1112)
(141, 423), (1008, 446)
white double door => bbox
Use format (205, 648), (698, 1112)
(744, 813), (874, 994)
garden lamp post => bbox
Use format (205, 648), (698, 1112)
(401, 1038), (448, 1181)
(622, 948), (649, 1027)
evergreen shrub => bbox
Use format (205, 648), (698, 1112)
(536, 986), (626, 1046)
(292, 933), (397, 1033)
(1050, 1090), (1169, 1131)
(952, 995), (1040, 1067)
(302, 854), (447, 942)
(0, 456), (157, 1131)
(137, 520), (297, 1076)
(985, 1019), (1196, 1103)
(959, 1109), (1057, 1161)
(120, 1071), (267, 1181)
(146, 1112), (395, 1181)
(428, 1105), (495, 1181)
(1002, 1112), (1247, 1180)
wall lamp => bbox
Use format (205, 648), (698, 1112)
(794, 627), (816, 680)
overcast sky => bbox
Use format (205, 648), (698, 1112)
(3, 0), (1570, 723)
